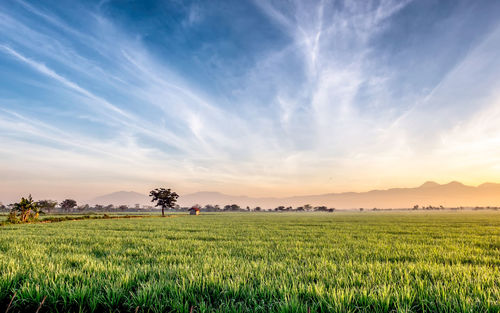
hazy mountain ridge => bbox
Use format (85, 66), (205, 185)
(89, 191), (150, 206)
(88, 182), (500, 209)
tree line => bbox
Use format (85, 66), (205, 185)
(1, 188), (337, 217)
(5, 187), (496, 224)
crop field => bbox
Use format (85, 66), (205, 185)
(0, 212), (499, 313)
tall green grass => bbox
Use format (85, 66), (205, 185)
(0, 212), (498, 312)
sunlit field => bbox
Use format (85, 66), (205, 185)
(0, 212), (498, 312)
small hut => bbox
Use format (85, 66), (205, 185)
(189, 206), (200, 215)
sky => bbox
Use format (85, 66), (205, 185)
(1, 0), (500, 203)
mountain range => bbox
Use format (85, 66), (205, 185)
(88, 181), (500, 209)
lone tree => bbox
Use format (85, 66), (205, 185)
(149, 188), (179, 217)
(60, 199), (77, 212)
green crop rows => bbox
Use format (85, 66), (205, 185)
(0, 212), (498, 312)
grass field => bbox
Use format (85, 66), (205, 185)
(0, 212), (498, 312)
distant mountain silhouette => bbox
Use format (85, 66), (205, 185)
(89, 191), (149, 206)
(90, 182), (500, 209)
(419, 181), (441, 188)
(178, 181), (500, 209)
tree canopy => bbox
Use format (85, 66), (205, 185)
(36, 200), (58, 214)
(60, 199), (77, 212)
(149, 188), (179, 217)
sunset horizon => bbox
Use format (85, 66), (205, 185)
(2, 179), (500, 209)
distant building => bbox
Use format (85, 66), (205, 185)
(189, 206), (200, 215)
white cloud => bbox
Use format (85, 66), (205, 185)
(1, 0), (499, 200)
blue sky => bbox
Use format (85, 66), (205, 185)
(1, 0), (500, 202)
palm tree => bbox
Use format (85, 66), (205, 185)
(12, 195), (39, 222)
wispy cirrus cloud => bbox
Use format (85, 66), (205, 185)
(0, 0), (499, 203)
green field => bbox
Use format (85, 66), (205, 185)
(0, 212), (498, 312)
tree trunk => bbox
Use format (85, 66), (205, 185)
(162, 206), (165, 217)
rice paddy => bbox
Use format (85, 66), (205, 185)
(0, 212), (498, 312)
